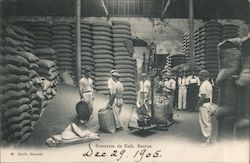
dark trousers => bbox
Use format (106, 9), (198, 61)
(187, 83), (199, 111)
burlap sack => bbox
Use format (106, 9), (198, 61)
(216, 47), (241, 84)
(98, 108), (116, 133)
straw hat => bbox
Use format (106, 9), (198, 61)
(112, 71), (120, 77)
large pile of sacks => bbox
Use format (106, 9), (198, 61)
(222, 24), (239, 41)
(0, 23), (59, 145)
(195, 21), (222, 79)
(92, 22), (114, 95)
(37, 59), (59, 102)
(17, 52), (41, 127)
(52, 21), (75, 75)
(166, 53), (186, 69)
(1, 48), (34, 144)
(72, 20), (95, 79)
(5, 24), (35, 53)
(28, 21), (52, 49)
(112, 20), (137, 104)
(183, 32), (190, 62)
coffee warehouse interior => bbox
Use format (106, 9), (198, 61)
(0, 0), (249, 148)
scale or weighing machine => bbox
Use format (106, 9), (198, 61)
(127, 42), (170, 132)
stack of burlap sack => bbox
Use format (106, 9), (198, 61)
(92, 22), (114, 95)
(112, 20), (137, 104)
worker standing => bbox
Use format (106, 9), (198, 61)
(139, 73), (151, 104)
(107, 71), (124, 130)
(79, 69), (94, 123)
(177, 71), (188, 111)
(187, 70), (201, 112)
(197, 70), (215, 145)
(160, 72), (176, 122)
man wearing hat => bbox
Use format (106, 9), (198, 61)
(107, 71), (124, 130)
(79, 69), (94, 123)
(160, 71), (176, 122)
(197, 69), (214, 145)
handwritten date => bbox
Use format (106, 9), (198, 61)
(83, 143), (162, 162)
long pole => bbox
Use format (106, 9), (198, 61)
(189, 0), (195, 69)
(76, 0), (81, 86)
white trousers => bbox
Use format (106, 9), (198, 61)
(178, 86), (187, 110)
(199, 103), (217, 138)
(82, 92), (93, 114)
(113, 97), (123, 129)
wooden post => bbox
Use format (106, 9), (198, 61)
(189, 0), (195, 69)
(76, 0), (81, 86)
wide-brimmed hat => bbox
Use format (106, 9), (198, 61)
(112, 71), (120, 77)
(199, 69), (209, 77)
(83, 68), (91, 75)
(110, 69), (117, 75)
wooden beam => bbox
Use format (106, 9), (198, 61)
(76, 0), (81, 85)
(189, 0), (195, 68)
(101, 0), (109, 16)
(161, 0), (171, 18)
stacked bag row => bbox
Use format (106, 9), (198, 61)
(4, 23), (35, 53)
(166, 53), (186, 69)
(19, 52), (42, 128)
(1, 47), (34, 144)
(28, 21), (52, 49)
(183, 32), (190, 63)
(72, 21), (95, 78)
(14, 21), (58, 64)
(112, 20), (137, 104)
(92, 22), (114, 95)
(0, 23), (59, 145)
(194, 21), (224, 103)
(222, 24), (239, 41)
(52, 21), (75, 75)
(194, 21), (222, 79)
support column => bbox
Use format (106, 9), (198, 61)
(76, 0), (81, 86)
(189, 0), (195, 68)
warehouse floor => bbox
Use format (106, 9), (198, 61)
(9, 84), (249, 162)
(19, 84), (205, 148)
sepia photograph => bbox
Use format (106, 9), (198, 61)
(0, 0), (249, 162)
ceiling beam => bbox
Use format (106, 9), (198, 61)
(101, 0), (109, 17)
(161, 0), (171, 18)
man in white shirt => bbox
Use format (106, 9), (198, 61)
(79, 69), (94, 123)
(139, 73), (151, 103)
(160, 72), (176, 122)
(197, 69), (214, 145)
(107, 71), (124, 130)
(177, 71), (188, 111)
(186, 70), (201, 112)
